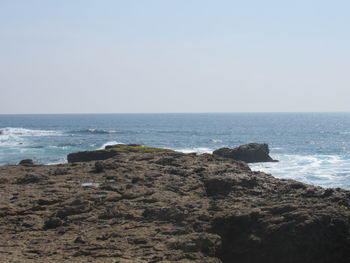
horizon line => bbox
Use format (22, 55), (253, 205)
(1, 111), (350, 115)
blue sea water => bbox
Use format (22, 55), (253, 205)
(1, 113), (350, 189)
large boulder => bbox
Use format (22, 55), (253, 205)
(213, 143), (277, 163)
(18, 159), (34, 166)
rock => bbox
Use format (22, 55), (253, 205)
(1, 145), (350, 262)
(143, 206), (185, 223)
(18, 159), (34, 166)
(16, 174), (44, 184)
(213, 143), (277, 163)
(43, 216), (63, 229)
(67, 144), (173, 163)
(74, 236), (86, 244)
(105, 143), (141, 149)
(67, 149), (119, 163)
(94, 161), (104, 173)
(204, 177), (234, 197)
(55, 199), (91, 218)
(166, 233), (221, 256)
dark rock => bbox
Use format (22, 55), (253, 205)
(143, 206), (185, 223)
(18, 159), (34, 166)
(16, 174), (43, 184)
(98, 208), (121, 220)
(167, 233), (221, 256)
(323, 188), (334, 197)
(204, 177), (234, 197)
(212, 212), (350, 263)
(55, 200), (91, 218)
(94, 161), (104, 173)
(74, 236), (86, 244)
(37, 198), (60, 206)
(154, 157), (180, 166)
(213, 143), (277, 163)
(51, 168), (67, 176)
(67, 150), (119, 163)
(43, 217), (63, 229)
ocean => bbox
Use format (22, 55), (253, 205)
(1, 113), (350, 189)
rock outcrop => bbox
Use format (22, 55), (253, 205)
(67, 149), (120, 163)
(67, 144), (173, 163)
(213, 143), (277, 163)
(18, 159), (34, 166)
(0, 147), (349, 262)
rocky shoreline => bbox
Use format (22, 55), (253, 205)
(0, 144), (350, 262)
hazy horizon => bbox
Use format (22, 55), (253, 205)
(2, 111), (350, 116)
(1, 0), (349, 114)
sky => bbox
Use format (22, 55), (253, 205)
(0, 0), (349, 114)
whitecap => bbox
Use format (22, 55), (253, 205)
(99, 141), (124, 150)
(0, 134), (23, 147)
(210, 139), (223, 143)
(250, 154), (350, 189)
(0, 127), (61, 148)
(176, 147), (213, 154)
(48, 145), (69, 150)
(72, 129), (120, 134)
(0, 127), (61, 137)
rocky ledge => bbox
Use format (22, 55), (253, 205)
(0, 145), (350, 263)
(213, 143), (278, 163)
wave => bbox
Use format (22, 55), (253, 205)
(0, 127), (61, 147)
(71, 129), (120, 135)
(0, 127), (61, 137)
(99, 141), (124, 149)
(250, 154), (350, 189)
(210, 139), (223, 143)
(176, 147), (213, 154)
(46, 157), (68, 165)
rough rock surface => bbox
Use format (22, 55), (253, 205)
(0, 149), (350, 262)
(213, 143), (277, 163)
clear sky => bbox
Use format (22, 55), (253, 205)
(0, 0), (349, 113)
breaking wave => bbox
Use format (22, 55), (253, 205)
(210, 139), (223, 143)
(176, 147), (213, 154)
(0, 127), (61, 137)
(72, 129), (120, 134)
(99, 141), (124, 149)
(250, 154), (350, 189)
(0, 127), (61, 147)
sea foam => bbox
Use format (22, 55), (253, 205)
(250, 154), (350, 188)
(72, 129), (120, 134)
(176, 147), (213, 154)
(99, 141), (124, 150)
(0, 127), (61, 147)
(0, 127), (61, 137)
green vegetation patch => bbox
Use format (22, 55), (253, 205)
(107, 144), (173, 153)
(72, 144), (174, 157)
